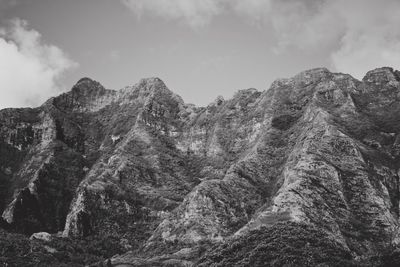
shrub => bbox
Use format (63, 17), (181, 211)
(0, 228), (125, 266)
(197, 222), (356, 267)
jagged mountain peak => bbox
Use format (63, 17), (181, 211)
(137, 77), (167, 88)
(296, 67), (331, 76)
(118, 77), (184, 104)
(235, 87), (260, 96)
(207, 95), (225, 108)
(269, 67), (332, 90)
(75, 77), (96, 85)
(71, 77), (110, 95)
(292, 67), (333, 85)
(121, 77), (168, 93)
(46, 77), (116, 112)
(363, 66), (400, 84)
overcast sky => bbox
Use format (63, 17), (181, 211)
(1, 0), (400, 109)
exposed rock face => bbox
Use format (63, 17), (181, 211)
(1, 67), (400, 266)
(0, 105), (86, 234)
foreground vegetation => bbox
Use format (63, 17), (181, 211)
(197, 222), (400, 267)
(0, 229), (122, 266)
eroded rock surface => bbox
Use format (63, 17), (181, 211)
(1, 67), (400, 266)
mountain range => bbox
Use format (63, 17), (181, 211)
(1, 67), (400, 266)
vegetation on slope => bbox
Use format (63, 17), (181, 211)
(197, 222), (356, 267)
(0, 229), (122, 266)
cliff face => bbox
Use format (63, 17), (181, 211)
(1, 67), (400, 266)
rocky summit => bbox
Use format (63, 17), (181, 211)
(1, 67), (400, 266)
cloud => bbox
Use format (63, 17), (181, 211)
(266, 0), (400, 79)
(231, 0), (271, 25)
(0, 18), (77, 109)
(122, 0), (272, 28)
(122, 0), (227, 27)
(122, 0), (400, 79)
(328, 0), (400, 78)
(268, 0), (343, 51)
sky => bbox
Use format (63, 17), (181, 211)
(0, 0), (400, 109)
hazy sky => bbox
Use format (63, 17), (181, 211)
(1, 0), (400, 108)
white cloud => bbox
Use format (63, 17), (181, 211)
(122, 0), (400, 79)
(0, 18), (77, 109)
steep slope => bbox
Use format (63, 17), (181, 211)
(0, 105), (86, 234)
(113, 67), (400, 266)
(1, 67), (400, 266)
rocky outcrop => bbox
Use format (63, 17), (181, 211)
(1, 67), (400, 266)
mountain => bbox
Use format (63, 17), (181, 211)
(1, 67), (400, 266)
